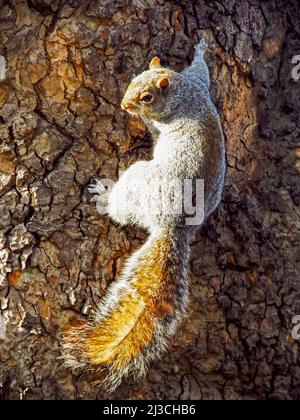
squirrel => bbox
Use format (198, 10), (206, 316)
(62, 40), (226, 391)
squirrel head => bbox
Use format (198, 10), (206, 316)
(121, 57), (184, 121)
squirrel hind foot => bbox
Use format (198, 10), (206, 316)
(194, 38), (208, 57)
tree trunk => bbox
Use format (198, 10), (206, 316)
(0, 0), (300, 400)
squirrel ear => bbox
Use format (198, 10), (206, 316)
(149, 56), (161, 69)
(157, 77), (169, 89)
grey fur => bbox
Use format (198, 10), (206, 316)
(62, 41), (226, 391)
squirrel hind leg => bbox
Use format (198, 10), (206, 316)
(193, 38), (208, 62)
(181, 39), (210, 90)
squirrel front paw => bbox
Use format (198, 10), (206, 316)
(88, 179), (109, 207)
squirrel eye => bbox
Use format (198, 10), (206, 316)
(140, 92), (154, 103)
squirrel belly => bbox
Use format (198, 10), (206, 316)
(62, 227), (190, 391)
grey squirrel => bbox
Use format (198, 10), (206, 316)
(62, 40), (226, 391)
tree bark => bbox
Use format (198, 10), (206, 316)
(0, 0), (300, 400)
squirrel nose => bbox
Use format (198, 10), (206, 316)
(121, 100), (135, 111)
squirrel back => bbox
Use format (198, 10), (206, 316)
(62, 40), (225, 391)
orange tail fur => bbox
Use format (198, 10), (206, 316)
(62, 228), (190, 391)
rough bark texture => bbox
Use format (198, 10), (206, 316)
(0, 0), (300, 400)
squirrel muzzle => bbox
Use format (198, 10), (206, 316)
(121, 97), (132, 110)
(121, 100), (138, 114)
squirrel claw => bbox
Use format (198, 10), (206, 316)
(88, 179), (106, 197)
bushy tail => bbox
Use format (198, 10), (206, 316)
(62, 228), (190, 391)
